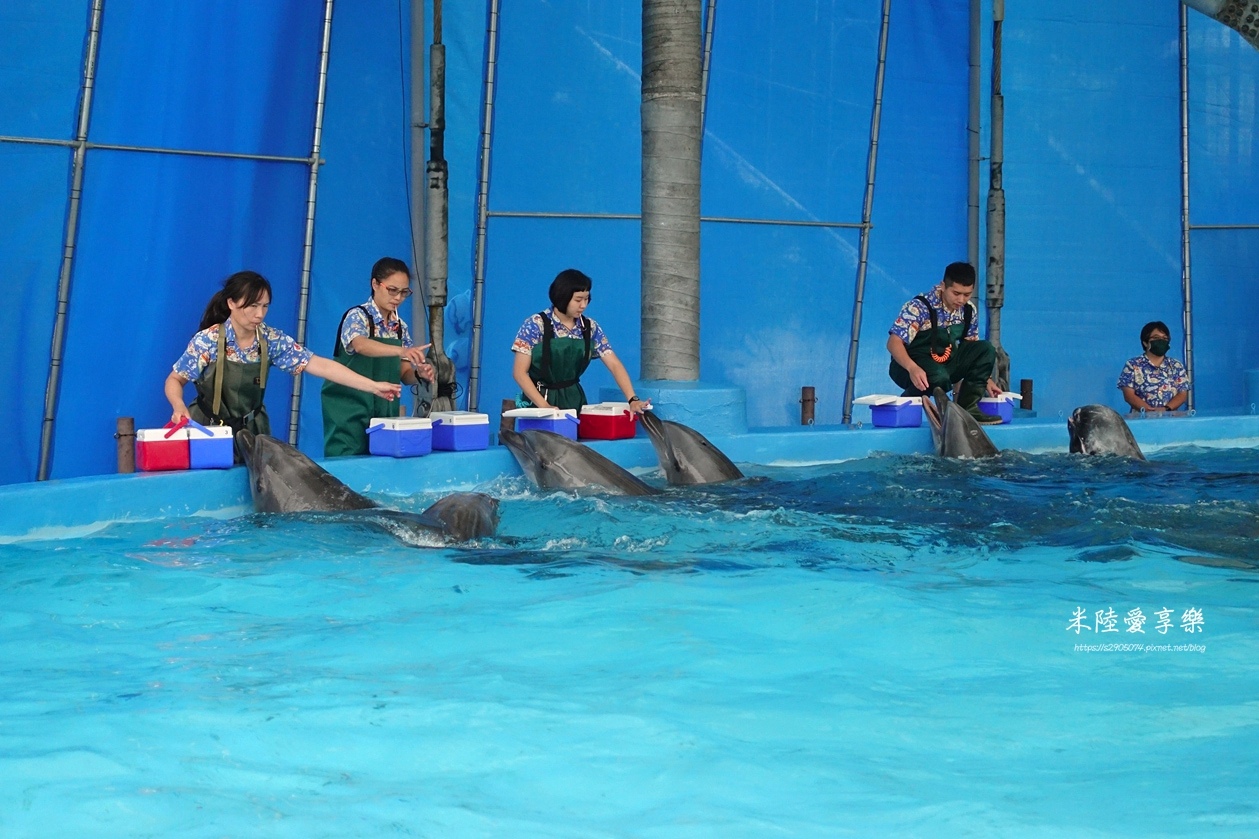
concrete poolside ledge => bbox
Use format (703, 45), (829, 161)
(2, 412), (1257, 542)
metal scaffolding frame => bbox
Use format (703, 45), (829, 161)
(0, 0), (337, 476)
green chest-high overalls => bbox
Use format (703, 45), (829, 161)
(525, 312), (594, 411)
(889, 297), (994, 411)
(190, 325), (270, 438)
(321, 306), (403, 457)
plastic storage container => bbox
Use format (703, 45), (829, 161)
(187, 422), (234, 469)
(870, 399), (923, 428)
(430, 411), (490, 451)
(978, 397), (1015, 424)
(578, 402), (638, 440)
(136, 423), (191, 471)
(504, 408), (580, 440)
(366, 416), (434, 457)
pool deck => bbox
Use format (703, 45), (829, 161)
(3, 411), (1257, 542)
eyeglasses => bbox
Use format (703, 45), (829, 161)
(378, 282), (412, 299)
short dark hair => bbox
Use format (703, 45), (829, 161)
(1140, 321), (1171, 344)
(549, 268), (592, 311)
(942, 262), (976, 287)
(371, 257), (411, 283)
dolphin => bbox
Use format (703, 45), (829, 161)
(921, 387), (999, 458)
(500, 428), (660, 495)
(1067, 405), (1146, 460)
(234, 431), (499, 541)
(639, 411), (743, 485)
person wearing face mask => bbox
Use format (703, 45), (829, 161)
(1118, 320), (1190, 413)
(887, 261), (1004, 424)
(510, 268), (646, 414)
(321, 257), (436, 457)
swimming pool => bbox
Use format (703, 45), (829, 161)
(1, 446), (1256, 836)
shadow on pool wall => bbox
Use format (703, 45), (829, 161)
(3, 411), (1259, 543)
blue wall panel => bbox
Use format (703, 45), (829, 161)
(997, 3), (1185, 417)
(0, 0), (90, 139)
(0, 145), (71, 486)
(1187, 16), (1259, 410)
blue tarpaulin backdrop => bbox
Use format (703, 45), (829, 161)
(1, 1), (1255, 485)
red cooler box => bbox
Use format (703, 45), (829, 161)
(578, 402), (638, 440)
(136, 423), (191, 471)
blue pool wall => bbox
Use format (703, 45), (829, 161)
(4, 413), (1259, 543)
(1, 1), (1256, 486)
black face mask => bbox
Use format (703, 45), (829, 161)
(1147, 339), (1170, 357)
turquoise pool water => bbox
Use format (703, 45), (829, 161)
(1, 448), (1257, 836)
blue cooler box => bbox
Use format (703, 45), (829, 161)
(366, 417), (434, 457)
(871, 401), (923, 428)
(505, 408), (579, 440)
(979, 397), (1014, 424)
(430, 411), (490, 451)
(187, 422), (234, 469)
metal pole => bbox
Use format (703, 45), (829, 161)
(487, 209), (863, 228)
(425, 0), (457, 413)
(38, 0), (105, 481)
(840, 0), (891, 425)
(286, 0), (335, 444)
(0, 135), (312, 164)
(467, 0), (503, 410)
(410, 0), (429, 324)
(1179, 4), (1196, 411)
(967, 0), (981, 268)
(986, 0), (1010, 391)
(700, 0), (718, 130)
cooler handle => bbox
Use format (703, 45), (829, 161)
(162, 417), (189, 438)
(365, 423), (385, 434)
(186, 418), (214, 436)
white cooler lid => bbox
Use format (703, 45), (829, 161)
(137, 427), (188, 441)
(580, 402), (632, 415)
(430, 411), (489, 425)
(854, 394), (919, 406)
(368, 417), (434, 431)
(503, 408), (577, 419)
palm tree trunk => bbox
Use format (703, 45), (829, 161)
(641, 0), (702, 380)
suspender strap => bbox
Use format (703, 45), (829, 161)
(914, 295), (971, 347)
(213, 324), (227, 418)
(332, 305), (379, 355)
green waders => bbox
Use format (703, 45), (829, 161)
(521, 312), (594, 411)
(191, 326), (270, 454)
(889, 301), (996, 420)
(322, 308), (403, 457)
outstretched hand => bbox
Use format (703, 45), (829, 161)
(375, 382), (403, 401)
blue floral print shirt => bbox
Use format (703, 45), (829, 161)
(172, 321), (313, 382)
(889, 287), (980, 345)
(339, 299), (414, 355)
(512, 309), (612, 357)
(1117, 355), (1189, 408)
